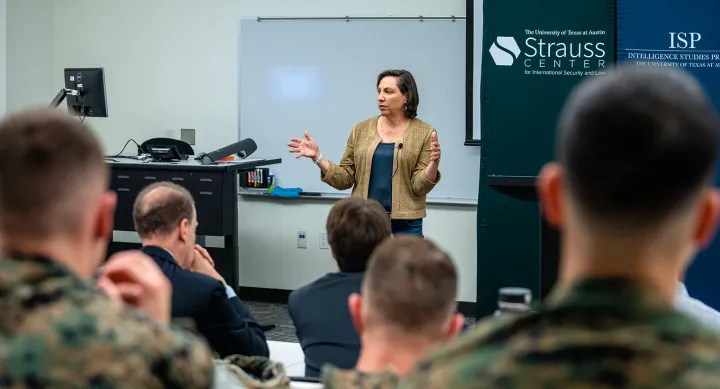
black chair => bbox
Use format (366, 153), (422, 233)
(140, 137), (195, 157)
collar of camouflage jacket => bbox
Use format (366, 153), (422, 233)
(321, 364), (399, 389)
(544, 277), (673, 313)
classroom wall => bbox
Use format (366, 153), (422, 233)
(6, 0), (53, 111)
(7, 0), (478, 302)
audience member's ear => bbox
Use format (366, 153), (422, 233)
(348, 293), (364, 334)
(179, 218), (190, 242)
(695, 188), (720, 248)
(537, 162), (564, 228)
(95, 191), (117, 241)
(444, 313), (464, 340)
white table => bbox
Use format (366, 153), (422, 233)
(268, 340), (306, 377)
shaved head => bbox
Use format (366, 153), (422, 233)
(363, 236), (458, 336)
(0, 108), (108, 238)
(133, 182), (195, 239)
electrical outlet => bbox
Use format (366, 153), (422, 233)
(297, 231), (307, 249)
(319, 232), (329, 249)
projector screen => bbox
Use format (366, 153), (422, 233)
(466, 0), (482, 145)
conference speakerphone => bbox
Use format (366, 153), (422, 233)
(147, 145), (189, 162)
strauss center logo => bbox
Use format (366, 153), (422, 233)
(489, 35), (607, 70)
(489, 37), (522, 66)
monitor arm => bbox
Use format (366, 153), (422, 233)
(49, 88), (80, 109)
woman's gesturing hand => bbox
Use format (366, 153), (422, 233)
(429, 131), (441, 164)
(288, 130), (320, 160)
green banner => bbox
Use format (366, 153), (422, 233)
(476, 0), (616, 316)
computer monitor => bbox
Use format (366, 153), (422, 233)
(50, 68), (108, 117)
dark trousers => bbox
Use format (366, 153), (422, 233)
(391, 218), (423, 237)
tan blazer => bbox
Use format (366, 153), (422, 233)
(320, 116), (441, 219)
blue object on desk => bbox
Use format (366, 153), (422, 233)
(269, 187), (303, 198)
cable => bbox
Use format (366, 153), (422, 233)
(106, 139), (142, 158)
(76, 89), (87, 122)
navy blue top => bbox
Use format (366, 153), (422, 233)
(368, 142), (395, 212)
(288, 272), (364, 378)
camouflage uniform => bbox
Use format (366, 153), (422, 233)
(0, 253), (215, 388)
(398, 278), (720, 389)
(214, 355), (291, 388)
(322, 365), (399, 389)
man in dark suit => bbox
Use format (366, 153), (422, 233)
(132, 181), (269, 358)
(288, 197), (392, 377)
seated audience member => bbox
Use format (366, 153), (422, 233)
(322, 235), (464, 387)
(289, 197), (392, 378)
(133, 181), (269, 358)
(0, 108), (213, 387)
(399, 65), (720, 388)
(676, 275), (720, 329)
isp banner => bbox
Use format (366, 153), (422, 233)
(618, 0), (720, 309)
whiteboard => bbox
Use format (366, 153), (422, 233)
(238, 19), (480, 202)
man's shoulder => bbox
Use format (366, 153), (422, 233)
(81, 287), (216, 351)
(288, 276), (321, 311)
(170, 266), (225, 294)
(400, 311), (720, 388)
(6, 282), (215, 387)
(400, 315), (510, 384)
(291, 273), (333, 297)
(289, 273), (361, 308)
(92, 304), (216, 385)
(322, 364), (399, 389)
(675, 290), (720, 331)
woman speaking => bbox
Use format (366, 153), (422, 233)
(288, 69), (441, 236)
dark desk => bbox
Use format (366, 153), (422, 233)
(106, 158), (281, 289)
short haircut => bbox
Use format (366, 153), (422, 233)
(0, 108), (108, 237)
(558, 65), (718, 226)
(133, 182), (195, 239)
(326, 197), (391, 272)
(377, 69), (419, 119)
(364, 236), (458, 334)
